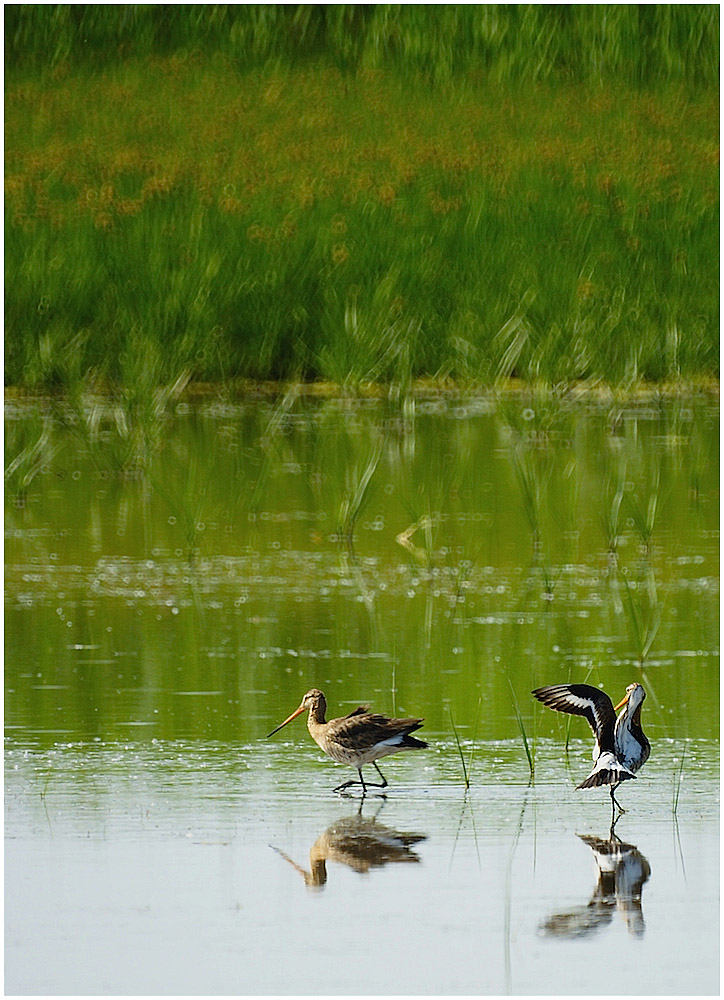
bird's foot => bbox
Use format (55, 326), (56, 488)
(333, 779), (361, 793)
(333, 781), (387, 799)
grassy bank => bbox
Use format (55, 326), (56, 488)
(5, 53), (719, 391)
(6, 6), (719, 85)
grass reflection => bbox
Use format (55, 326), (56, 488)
(5, 390), (719, 752)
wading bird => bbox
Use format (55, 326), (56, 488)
(532, 683), (650, 815)
(267, 688), (428, 794)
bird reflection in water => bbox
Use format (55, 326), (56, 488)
(540, 830), (651, 939)
(271, 805), (427, 890)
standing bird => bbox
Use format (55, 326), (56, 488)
(267, 689), (428, 794)
(532, 683), (650, 815)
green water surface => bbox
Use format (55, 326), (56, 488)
(6, 389), (719, 746)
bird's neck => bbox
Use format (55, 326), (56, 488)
(619, 702), (643, 736)
(629, 702), (644, 732)
(307, 701), (326, 727)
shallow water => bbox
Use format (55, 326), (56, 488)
(5, 389), (719, 993)
(5, 735), (719, 995)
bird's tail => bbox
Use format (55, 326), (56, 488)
(577, 751), (636, 790)
(396, 719), (427, 750)
(402, 734), (428, 750)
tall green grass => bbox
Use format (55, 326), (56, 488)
(5, 46), (718, 392)
(6, 6), (719, 85)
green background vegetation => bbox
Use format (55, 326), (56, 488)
(6, 5), (719, 83)
(5, 5), (720, 391)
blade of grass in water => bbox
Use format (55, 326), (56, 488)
(449, 710), (470, 790)
(673, 743), (687, 815)
(507, 679), (534, 776)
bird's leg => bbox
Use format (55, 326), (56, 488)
(371, 762), (389, 788)
(361, 764), (387, 797)
(333, 765), (387, 796)
(610, 784), (626, 815)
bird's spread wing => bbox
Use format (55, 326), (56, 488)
(332, 713), (423, 751)
(532, 684), (617, 754)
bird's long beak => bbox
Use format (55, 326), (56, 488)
(267, 702), (306, 738)
(613, 692), (630, 712)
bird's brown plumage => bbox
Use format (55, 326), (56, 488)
(268, 688), (428, 792)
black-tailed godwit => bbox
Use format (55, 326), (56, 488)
(532, 682), (650, 815)
(267, 688), (428, 794)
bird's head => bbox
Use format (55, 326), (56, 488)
(614, 683), (646, 714)
(267, 689), (326, 737)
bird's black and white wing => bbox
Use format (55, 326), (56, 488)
(532, 684), (617, 758)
